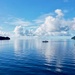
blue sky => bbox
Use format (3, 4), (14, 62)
(0, 0), (75, 19)
(0, 0), (75, 36)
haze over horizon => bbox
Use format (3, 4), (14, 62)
(0, 0), (75, 37)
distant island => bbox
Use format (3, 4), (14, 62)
(0, 36), (10, 40)
(71, 36), (75, 40)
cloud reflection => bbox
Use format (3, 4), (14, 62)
(14, 39), (25, 57)
(13, 38), (75, 72)
(14, 38), (37, 57)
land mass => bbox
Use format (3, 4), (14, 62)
(0, 36), (10, 40)
(71, 36), (75, 40)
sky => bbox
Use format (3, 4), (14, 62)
(0, 0), (75, 36)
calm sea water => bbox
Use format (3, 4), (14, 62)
(0, 37), (75, 75)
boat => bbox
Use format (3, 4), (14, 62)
(42, 40), (48, 43)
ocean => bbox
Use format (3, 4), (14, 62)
(0, 37), (75, 75)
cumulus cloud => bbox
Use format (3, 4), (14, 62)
(34, 9), (75, 36)
(5, 17), (32, 36)
(14, 26), (24, 36)
(34, 13), (52, 23)
(14, 25), (36, 36)
(13, 9), (75, 36)
(55, 9), (64, 17)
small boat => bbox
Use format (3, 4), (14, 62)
(42, 40), (48, 43)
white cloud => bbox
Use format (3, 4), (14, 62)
(33, 13), (54, 24)
(1, 8), (75, 37)
(0, 30), (11, 36)
(14, 25), (35, 36)
(4, 17), (33, 36)
(34, 9), (75, 36)
(5, 17), (31, 26)
(71, 18), (75, 30)
(55, 9), (64, 17)
(14, 25), (24, 36)
(13, 9), (75, 36)
(0, 26), (13, 37)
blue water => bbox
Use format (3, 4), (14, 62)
(0, 38), (75, 75)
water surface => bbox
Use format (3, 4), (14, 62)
(0, 38), (75, 75)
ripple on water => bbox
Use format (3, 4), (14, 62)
(0, 39), (75, 75)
